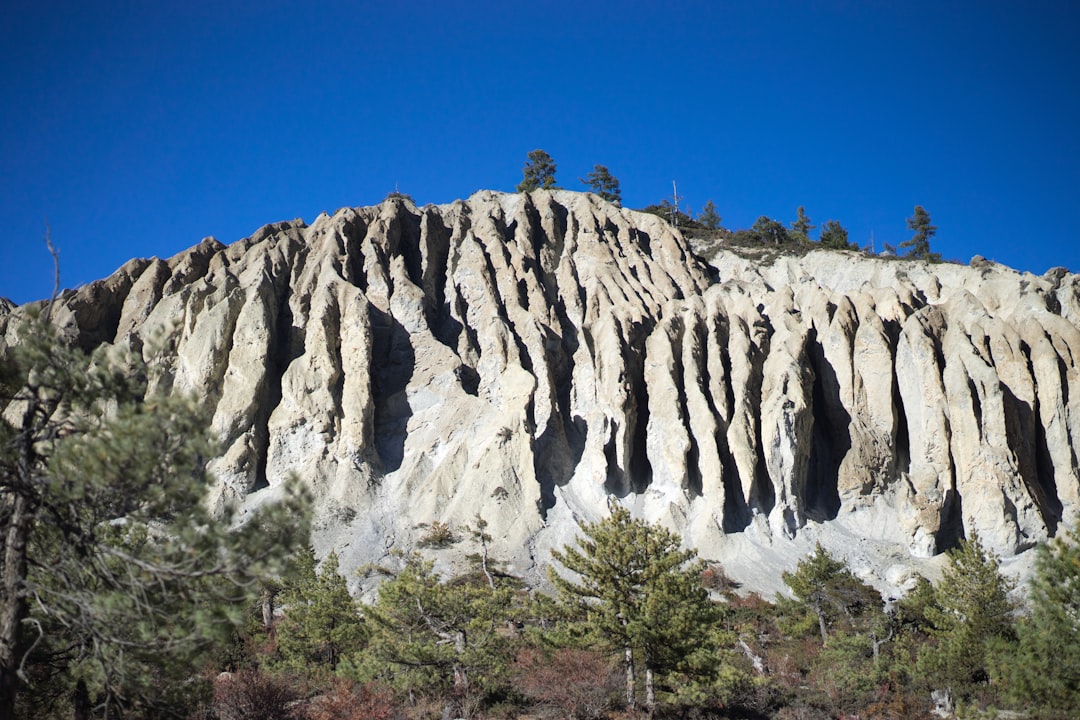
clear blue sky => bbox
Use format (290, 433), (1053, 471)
(3, 1), (1078, 305)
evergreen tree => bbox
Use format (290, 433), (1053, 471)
(580, 164), (621, 205)
(1007, 526), (1080, 716)
(819, 219), (852, 249)
(791, 206), (815, 238)
(0, 311), (310, 719)
(780, 543), (880, 646)
(640, 200), (700, 229)
(751, 216), (789, 245)
(275, 549), (366, 674)
(516, 149), (558, 192)
(357, 552), (518, 712)
(917, 533), (1017, 699)
(548, 504), (729, 712)
(900, 205), (938, 260)
(779, 545), (893, 713)
(698, 200), (722, 230)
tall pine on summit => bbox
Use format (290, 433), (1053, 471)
(901, 205), (939, 260)
(516, 149), (558, 192)
(790, 206), (815, 239)
(580, 164), (621, 205)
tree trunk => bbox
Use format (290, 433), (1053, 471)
(624, 644), (635, 709)
(871, 623), (893, 663)
(815, 603), (828, 646)
(645, 665), (655, 713)
(0, 492), (31, 720)
(73, 679), (90, 720)
(260, 586), (275, 633)
(1, 398), (41, 720)
(453, 630), (468, 689)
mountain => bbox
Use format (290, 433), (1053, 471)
(3, 190), (1078, 596)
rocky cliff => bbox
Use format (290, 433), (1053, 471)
(4, 190), (1079, 595)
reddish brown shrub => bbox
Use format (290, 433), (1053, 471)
(213, 670), (302, 720)
(512, 647), (621, 720)
(701, 563), (736, 592)
(307, 677), (399, 720)
(860, 684), (929, 720)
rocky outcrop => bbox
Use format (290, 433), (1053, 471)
(3, 190), (1079, 593)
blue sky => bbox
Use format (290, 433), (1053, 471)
(3, 1), (1078, 305)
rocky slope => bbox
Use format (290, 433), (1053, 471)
(3, 190), (1079, 596)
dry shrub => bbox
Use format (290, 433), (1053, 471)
(399, 694), (448, 720)
(417, 520), (457, 548)
(770, 636), (820, 689)
(724, 677), (788, 719)
(513, 647), (621, 720)
(701, 563), (736, 592)
(213, 670), (302, 720)
(606, 711), (650, 720)
(307, 677), (399, 720)
(859, 685), (929, 720)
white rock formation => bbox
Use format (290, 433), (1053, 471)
(3, 190), (1079, 596)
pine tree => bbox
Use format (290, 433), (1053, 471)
(548, 504), (727, 712)
(780, 543), (880, 646)
(276, 549), (366, 674)
(1007, 526), (1080, 716)
(779, 545), (891, 713)
(358, 552), (517, 711)
(819, 219), (852, 249)
(751, 216), (789, 245)
(640, 200), (699, 229)
(900, 205), (938, 260)
(698, 200), (722, 230)
(917, 533), (1017, 699)
(516, 149), (558, 192)
(791, 206), (815, 238)
(0, 311), (310, 719)
(580, 164), (621, 206)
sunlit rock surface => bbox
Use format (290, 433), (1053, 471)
(4, 190), (1078, 596)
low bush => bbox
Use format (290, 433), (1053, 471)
(212, 670), (302, 720)
(512, 647), (622, 720)
(307, 677), (400, 720)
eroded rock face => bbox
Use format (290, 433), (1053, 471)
(4, 190), (1079, 592)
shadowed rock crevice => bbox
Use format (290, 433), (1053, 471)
(1001, 378), (1058, 534)
(252, 290), (295, 492)
(751, 425), (773, 517)
(450, 291), (481, 366)
(625, 327), (655, 495)
(418, 209), (451, 320)
(369, 306), (415, 473)
(806, 332), (845, 520)
(603, 421), (627, 498)
(342, 220), (370, 294)
(534, 318), (584, 475)
(966, 376), (984, 436)
(893, 379), (911, 478)
(392, 203), (425, 289)
(936, 444), (964, 553)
